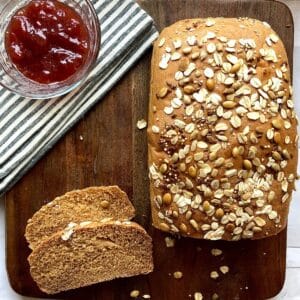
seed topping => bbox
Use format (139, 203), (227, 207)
(151, 18), (297, 241)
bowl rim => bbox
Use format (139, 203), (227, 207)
(0, 0), (101, 99)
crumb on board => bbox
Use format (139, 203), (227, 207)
(137, 119), (147, 129)
(212, 293), (219, 300)
(165, 236), (175, 247)
(210, 271), (219, 280)
(173, 271), (183, 279)
(194, 292), (203, 300)
(211, 248), (223, 256)
(220, 265), (230, 274)
(130, 290), (140, 298)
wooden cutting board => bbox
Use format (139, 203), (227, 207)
(4, 0), (294, 299)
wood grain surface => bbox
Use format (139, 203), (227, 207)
(4, 0), (294, 299)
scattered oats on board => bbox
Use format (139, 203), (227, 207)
(210, 271), (219, 280)
(220, 265), (230, 274)
(130, 290), (140, 298)
(79, 135), (83, 141)
(173, 271), (183, 279)
(137, 119), (147, 130)
(212, 293), (219, 300)
(194, 292), (203, 300)
(211, 248), (223, 256)
(142, 294), (151, 299)
(165, 236), (175, 248)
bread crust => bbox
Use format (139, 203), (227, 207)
(148, 18), (298, 240)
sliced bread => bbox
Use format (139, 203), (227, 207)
(25, 186), (135, 249)
(28, 220), (153, 294)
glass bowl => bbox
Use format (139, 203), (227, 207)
(0, 0), (100, 99)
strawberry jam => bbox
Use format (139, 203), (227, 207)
(5, 0), (90, 84)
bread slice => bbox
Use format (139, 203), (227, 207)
(25, 186), (135, 249)
(28, 221), (153, 294)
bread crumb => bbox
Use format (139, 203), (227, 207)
(211, 248), (222, 256)
(165, 236), (175, 248)
(210, 271), (219, 279)
(137, 119), (147, 129)
(130, 290), (140, 298)
(79, 135), (84, 141)
(212, 293), (219, 300)
(194, 292), (203, 300)
(220, 265), (229, 274)
(142, 295), (151, 299)
(173, 271), (183, 279)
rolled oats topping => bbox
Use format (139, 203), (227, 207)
(150, 18), (297, 241)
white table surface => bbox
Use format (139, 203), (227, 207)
(1, 1), (300, 299)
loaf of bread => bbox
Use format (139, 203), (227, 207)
(25, 186), (135, 249)
(148, 18), (298, 240)
(28, 220), (153, 294)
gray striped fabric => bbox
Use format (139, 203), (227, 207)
(0, 0), (158, 195)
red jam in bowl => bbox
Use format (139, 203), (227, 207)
(5, 0), (90, 84)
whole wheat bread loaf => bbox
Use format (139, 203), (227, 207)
(148, 18), (298, 240)
(28, 221), (153, 294)
(25, 186), (135, 249)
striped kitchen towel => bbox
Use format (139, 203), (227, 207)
(0, 0), (158, 195)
